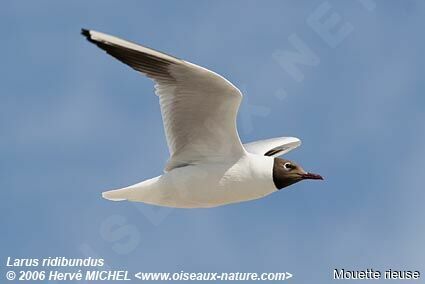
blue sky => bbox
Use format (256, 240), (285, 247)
(1, 1), (425, 283)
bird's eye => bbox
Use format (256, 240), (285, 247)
(283, 163), (293, 171)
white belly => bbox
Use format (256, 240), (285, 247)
(106, 154), (277, 208)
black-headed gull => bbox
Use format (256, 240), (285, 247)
(82, 29), (323, 208)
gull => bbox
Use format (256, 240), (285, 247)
(81, 29), (323, 208)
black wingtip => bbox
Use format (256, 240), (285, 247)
(81, 28), (90, 37)
(81, 28), (96, 44)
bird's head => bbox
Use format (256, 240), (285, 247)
(272, 157), (323, 190)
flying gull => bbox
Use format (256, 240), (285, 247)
(81, 29), (323, 208)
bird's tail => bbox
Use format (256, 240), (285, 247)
(102, 188), (129, 201)
(101, 176), (161, 202)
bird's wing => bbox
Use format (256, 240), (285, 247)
(243, 137), (301, 157)
(82, 29), (246, 171)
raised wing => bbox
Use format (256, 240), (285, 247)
(82, 29), (246, 171)
(243, 137), (301, 157)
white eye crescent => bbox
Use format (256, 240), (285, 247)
(283, 162), (293, 171)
